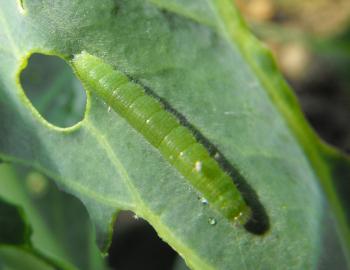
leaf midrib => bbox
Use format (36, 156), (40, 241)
(84, 120), (216, 270)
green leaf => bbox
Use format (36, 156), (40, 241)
(0, 164), (107, 270)
(0, 167), (59, 269)
(0, 195), (31, 246)
(0, 0), (349, 269)
(0, 247), (54, 270)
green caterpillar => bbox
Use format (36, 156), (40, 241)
(72, 51), (251, 224)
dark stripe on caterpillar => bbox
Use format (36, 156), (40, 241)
(72, 51), (252, 225)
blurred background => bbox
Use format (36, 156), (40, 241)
(237, 0), (350, 153)
(1, 0), (349, 269)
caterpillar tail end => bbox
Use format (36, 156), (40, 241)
(232, 205), (252, 225)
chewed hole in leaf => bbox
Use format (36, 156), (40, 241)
(20, 53), (86, 128)
(108, 211), (177, 269)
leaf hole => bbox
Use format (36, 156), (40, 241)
(108, 211), (177, 270)
(20, 53), (86, 128)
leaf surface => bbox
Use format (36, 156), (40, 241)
(0, 0), (349, 269)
